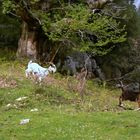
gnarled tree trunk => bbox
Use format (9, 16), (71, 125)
(17, 22), (37, 59)
(14, 0), (54, 60)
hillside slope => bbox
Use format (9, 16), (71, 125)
(0, 56), (140, 140)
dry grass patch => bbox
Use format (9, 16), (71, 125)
(0, 76), (17, 88)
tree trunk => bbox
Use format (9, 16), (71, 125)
(16, 22), (39, 59)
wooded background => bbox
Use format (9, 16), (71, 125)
(0, 0), (140, 82)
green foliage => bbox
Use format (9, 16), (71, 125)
(114, 0), (140, 37)
(2, 0), (127, 55)
(2, 0), (17, 14)
(98, 0), (140, 79)
(41, 4), (126, 55)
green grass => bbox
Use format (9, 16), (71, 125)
(0, 50), (140, 140)
(0, 109), (140, 140)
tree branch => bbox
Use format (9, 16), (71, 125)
(22, 0), (41, 25)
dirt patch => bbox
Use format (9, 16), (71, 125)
(0, 77), (17, 88)
(44, 75), (62, 86)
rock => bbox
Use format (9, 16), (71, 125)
(16, 97), (27, 101)
(62, 56), (77, 75)
(6, 103), (18, 108)
(94, 67), (105, 81)
(20, 119), (30, 125)
(59, 52), (104, 80)
(6, 104), (12, 107)
(126, 82), (140, 93)
(30, 108), (38, 112)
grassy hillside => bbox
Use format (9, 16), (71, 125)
(0, 50), (140, 140)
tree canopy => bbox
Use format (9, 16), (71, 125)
(1, 0), (127, 56)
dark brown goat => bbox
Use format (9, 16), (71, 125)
(117, 81), (140, 108)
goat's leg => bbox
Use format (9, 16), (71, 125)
(119, 96), (124, 107)
(25, 69), (30, 78)
(33, 73), (39, 83)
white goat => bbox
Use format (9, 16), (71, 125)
(25, 60), (56, 82)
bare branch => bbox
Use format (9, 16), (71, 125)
(9, 12), (20, 18)
(22, 0), (41, 25)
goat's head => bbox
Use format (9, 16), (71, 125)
(116, 80), (125, 89)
